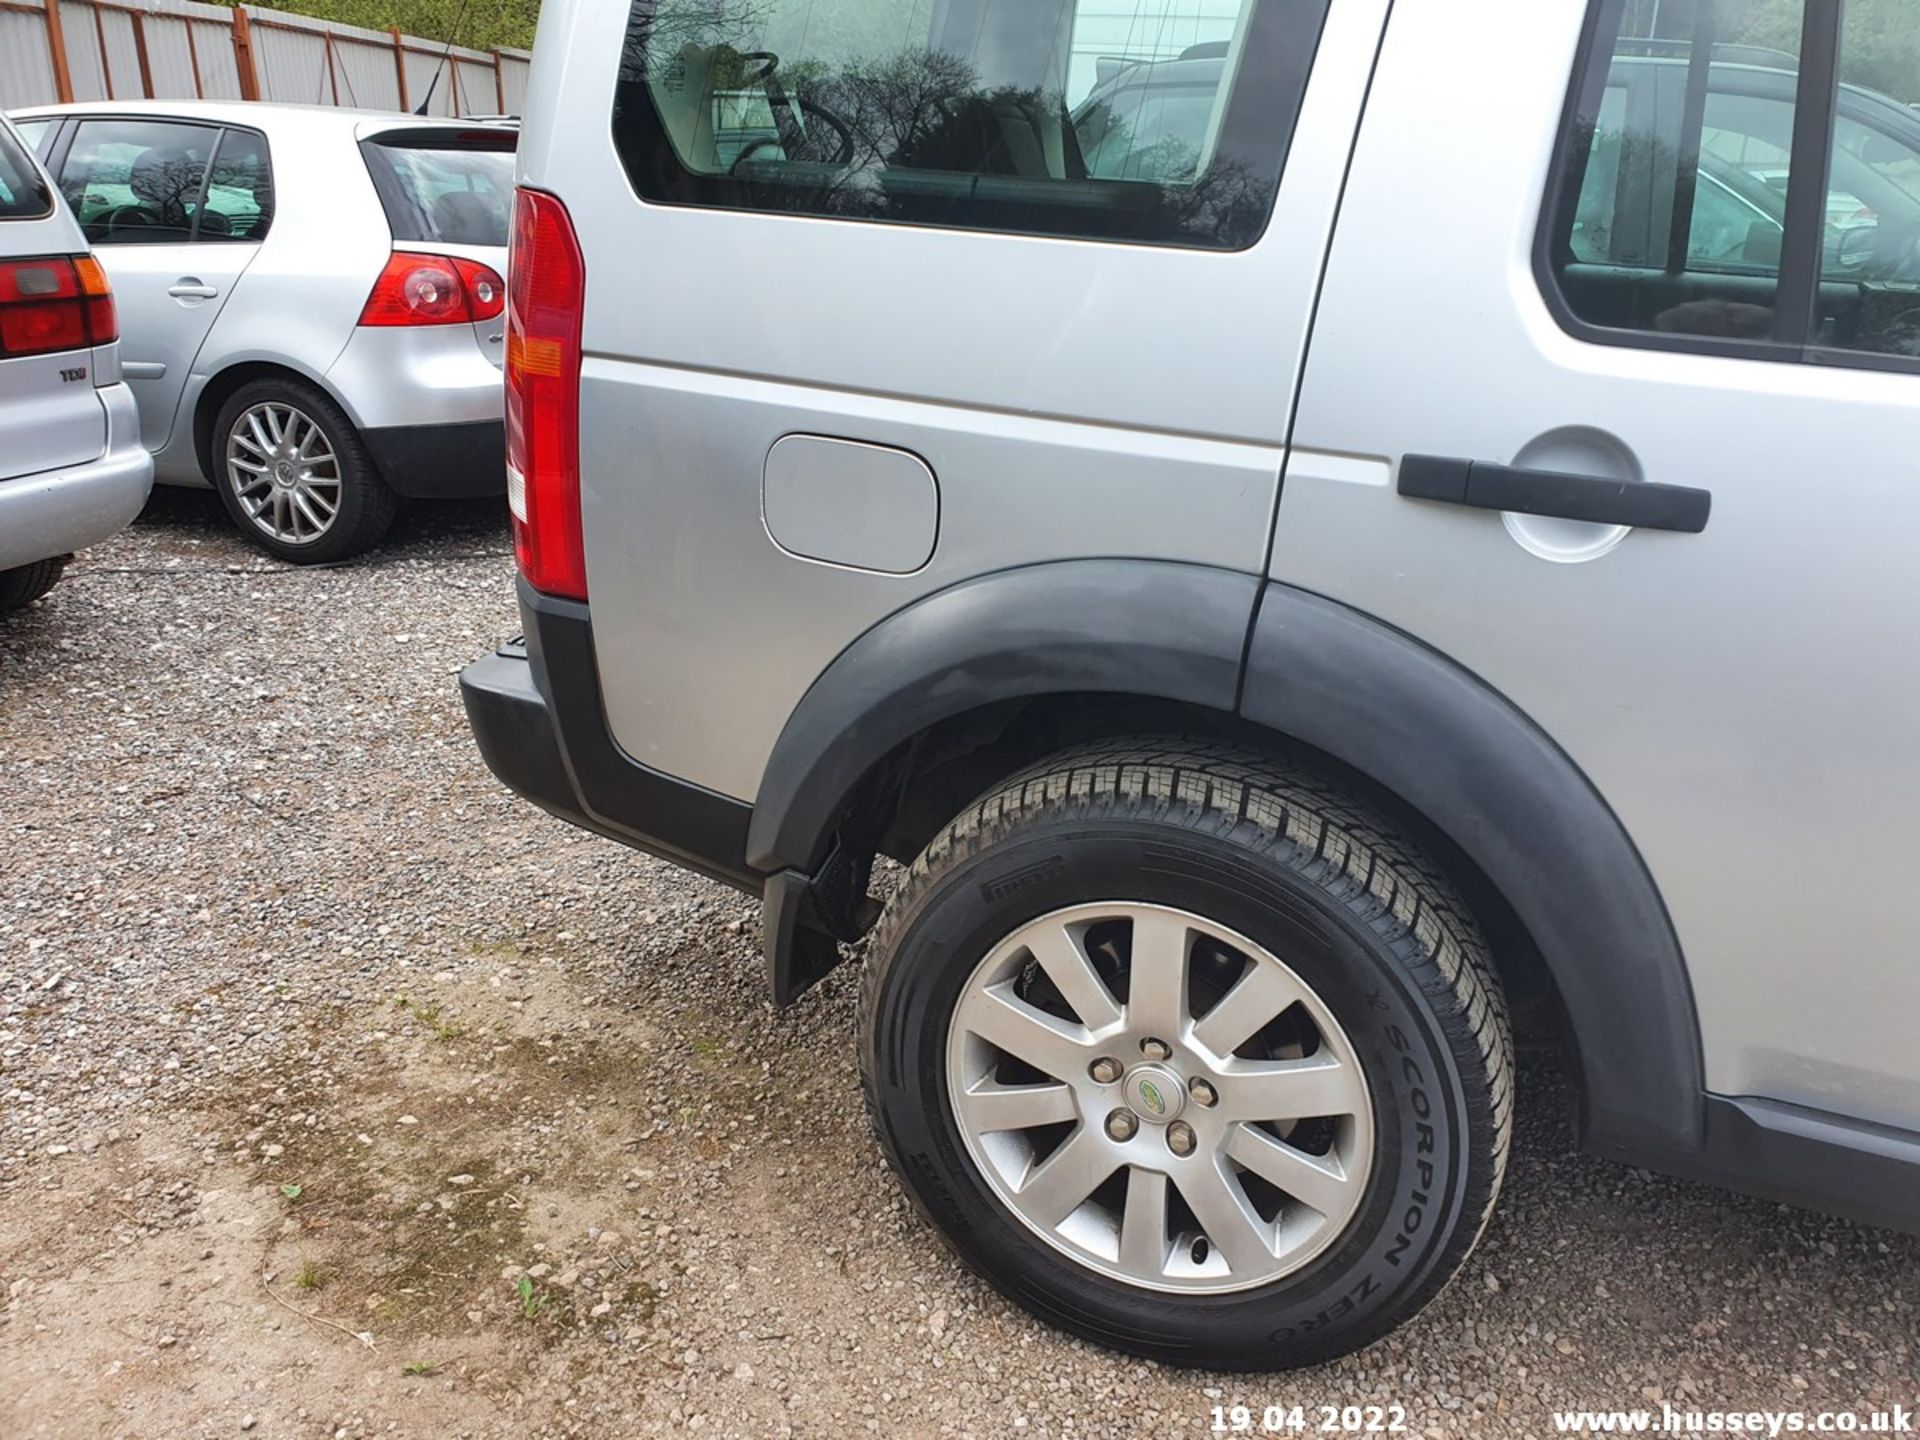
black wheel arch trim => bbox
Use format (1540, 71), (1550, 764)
(745, 559), (1262, 875)
(1239, 582), (1702, 1158)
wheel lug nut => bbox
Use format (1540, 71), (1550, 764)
(1166, 1121), (1197, 1157)
(1190, 1078), (1218, 1108)
(1105, 1109), (1139, 1143)
(1089, 1057), (1123, 1085)
(1139, 1037), (1172, 1061)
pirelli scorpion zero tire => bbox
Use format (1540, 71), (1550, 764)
(859, 739), (1513, 1369)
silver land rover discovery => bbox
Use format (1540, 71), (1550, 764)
(462, 0), (1920, 1368)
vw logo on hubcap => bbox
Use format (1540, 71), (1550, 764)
(1123, 1063), (1186, 1124)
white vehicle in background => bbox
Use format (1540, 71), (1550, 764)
(8, 102), (514, 563)
(0, 113), (150, 615)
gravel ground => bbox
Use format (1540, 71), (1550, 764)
(1, 490), (1915, 1439)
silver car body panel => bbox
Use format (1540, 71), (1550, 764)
(0, 112), (151, 564)
(519, 0), (1393, 801)
(1271, 1), (1920, 1132)
(7, 101), (507, 488)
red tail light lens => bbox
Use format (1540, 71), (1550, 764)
(0, 255), (117, 358)
(358, 252), (506, 327)
(506, 188), (586, 601)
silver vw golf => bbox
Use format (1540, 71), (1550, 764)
(7, 101), (512, 562)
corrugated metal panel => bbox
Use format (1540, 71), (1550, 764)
(189, 18), (242, 99)
(0, 8), (62, 109)
(331, 37), (400, 111)
(141, 14), (203, 101)
(1, 1), (511, 118)
(253, 21), (329, 104)
(99, 8), (143, 98)
(59, 2), (109, 100)
(497, 53), (530, 117)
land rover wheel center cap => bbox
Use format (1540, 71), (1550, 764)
(1123, 1063), (1186, 1124)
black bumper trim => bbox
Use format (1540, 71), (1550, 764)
(366, 419), (506, 500)
(460, 580), (758, 893)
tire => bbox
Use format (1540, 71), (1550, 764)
(859, 738), (1513, 1370)
(0, 557), (67, 614)
(211, 378), (395, 564)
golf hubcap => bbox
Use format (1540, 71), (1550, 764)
(946, 902), (1374, 1294)
(226, 401), (342, 545)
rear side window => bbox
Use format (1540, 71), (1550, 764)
(58, 118), (217, 245)
(0, 123), (53, 220)
(1545, 0), (1920, 368)
(201, 129), (275, 242)
(362, 136), (515, 247)
(611, 0), (1333, 250)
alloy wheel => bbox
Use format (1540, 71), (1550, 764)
(225, 401), (343, 546)
(945, 902), (1374, 1293)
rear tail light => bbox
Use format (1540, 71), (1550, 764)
(505, 188), (587, 601)
(358, 252), (506, 327)
(0, 254), (117, 358)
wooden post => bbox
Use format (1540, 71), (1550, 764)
(43, 0), (76, 102)
(447, 52), (462, 116)
(230, 4), (261, 101)
(131, 10), (155, 98)
(390, 27), (408, 109)
(322, 29), (338, 104)
(492, 50), (505, 114)
(185, 16), (204, 96)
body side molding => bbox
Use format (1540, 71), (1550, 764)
(1240, 582), (1703, 1158)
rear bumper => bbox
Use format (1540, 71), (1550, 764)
(459, 579), (759, 893)
(365, 419), (505, 499)
(0, 382), (153, 571)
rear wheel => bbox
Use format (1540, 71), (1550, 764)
(0, 557), (67, 614)
(212, 378), (395, 564)
(859, 739), (1512, 1369)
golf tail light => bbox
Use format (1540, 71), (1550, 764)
(505, 188), (586, 601)
(358, 252), (506, 327)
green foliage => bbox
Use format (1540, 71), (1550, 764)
(209, 0), (540, 53)
(514, 1272), (545, 1319)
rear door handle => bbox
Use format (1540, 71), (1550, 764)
(1399, 454), (1711, 534)
(167, 280), (219, 300)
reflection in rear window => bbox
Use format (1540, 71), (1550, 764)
(361, 138), (514, 247)
(0, 125), (53, 220)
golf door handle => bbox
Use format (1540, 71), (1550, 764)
(1399, 454), (1711, 534)
(167, 280), (219, 300)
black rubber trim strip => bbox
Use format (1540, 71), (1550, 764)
(509, 578), (758, 893)
(746, 559), (1261, 875)
(1399, 454), (1711, 534)
(1774, 0), (1843, 348)
(1240, 582), (1702, 1158)
(1616, 1096), (1920, 1237)
(364, 419), (505, 499)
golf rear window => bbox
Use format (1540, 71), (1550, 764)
(361, 132), (515, 247)
(0, 125), (53, 220)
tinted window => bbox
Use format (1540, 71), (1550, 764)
(1548, 0), (1808, 344)
(201, 129), (275, 242)
(12, 119), (53, 161)
(1817, 9), (1920, 356)
(362, 139), (514, 246)
(60, 118), (217, 245)
(0, 123), (52, 220)
(611, 0), (1331, 250)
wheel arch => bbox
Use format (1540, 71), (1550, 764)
(751, 563), (1703, 1163)
(190, 359), (361, 486)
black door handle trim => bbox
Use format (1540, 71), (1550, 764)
(1399, 454), (1711, 534)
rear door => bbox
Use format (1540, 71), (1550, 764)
(1275, 0), (1920, 1131)
(50, 116), (270, 453)
(0, 116), (104, 481)
(527, 0), (1393, 804)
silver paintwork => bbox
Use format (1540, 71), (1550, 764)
(1270, 1), (1920, 1134)
(6, 101), (507, 487)
(762, 435), (938, 575)
(520, 0), (1393, 799)
(946, 903), (1372, 1294)
(0, 112), (151, 568)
